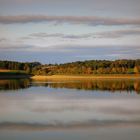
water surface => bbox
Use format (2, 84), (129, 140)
(0, 79), (140, 140)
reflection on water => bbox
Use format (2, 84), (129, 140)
(0, 79), (140, 140)
(34, 79), (140, 93)
(0, 79), (140, 93)
(0, 79), (30, 90)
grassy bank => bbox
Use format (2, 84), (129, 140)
(0, 69), (140, 80)
(31, 74), (140, 80)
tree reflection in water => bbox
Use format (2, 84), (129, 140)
(0, 79), (31, 90)
(32, 79), (140, 94)
(0, 79), (140, 93)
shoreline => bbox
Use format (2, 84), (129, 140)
(0, 71), (31, 79)
(0, 74), (140, 80)
(31, 74), (140, 80)
(0, 75), (31, 79)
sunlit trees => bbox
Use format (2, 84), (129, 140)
(134, 66), (140, 74)
(0, 59), (140, 75)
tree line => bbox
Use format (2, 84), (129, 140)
(34, 59), (140, 75)
(0, 59), (140, 75)
(0, 60), (41, 74)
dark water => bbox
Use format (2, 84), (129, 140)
(0, 79), (140, 140)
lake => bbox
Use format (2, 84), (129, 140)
(0, 78), (140, 140)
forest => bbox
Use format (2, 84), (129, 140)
(0, 59), (140, 75)
(0, 61), (41, 74)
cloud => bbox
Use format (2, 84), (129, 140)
(0, 44), (33, 50)
(29, 33), (65, 38)
(96, 29), (140, 38)
(0, 38), (8, 42)
(27, 29), (140, 40)
(0, 28), (140, 63)
(0, 120), (140, 131)
(0, 44), (140, 63)
(0, 0), (58, 4)
(0, 15), (140, 26)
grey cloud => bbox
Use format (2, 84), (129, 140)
(29, 33), (64, 38)
(0, 44), (140, 63)
(27, 29), (140, 40)
(0, 44), (35, 50)
(0, 120), (140, 131)
(29, 32), (89, 39)
(0, 38), (8, 42)
(97, 29), (140, 38)
(29, 33), (91, 39)
(0, 15), (140, 26)
(0, 0), (58, 4)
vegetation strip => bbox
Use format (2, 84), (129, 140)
(0, 60), (140, 76)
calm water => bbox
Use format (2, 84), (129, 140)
(0, 79), (140, 140)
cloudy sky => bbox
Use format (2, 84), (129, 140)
(0, 0), (140, 63)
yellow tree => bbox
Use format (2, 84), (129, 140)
(134, 66), (140, 74)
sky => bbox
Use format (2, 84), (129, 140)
(0, 0), (140, 63)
